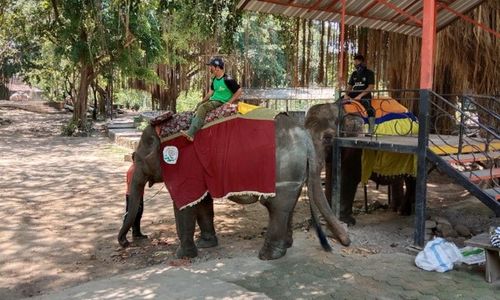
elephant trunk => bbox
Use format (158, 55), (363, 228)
(306, 138), (351, 247)
(118, 167), (147, 247)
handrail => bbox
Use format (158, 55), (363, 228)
(429, 91), (500, 139)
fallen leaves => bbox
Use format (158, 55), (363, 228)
(341, 246), (379, 256)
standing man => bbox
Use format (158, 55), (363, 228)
(181, 57), (242, 142)
(344, 54), (376, 133)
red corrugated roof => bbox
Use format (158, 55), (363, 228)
(237, 0), (485, 36)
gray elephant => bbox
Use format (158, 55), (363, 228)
(305, 102), (416, 225)
(118, 113), (350, 260)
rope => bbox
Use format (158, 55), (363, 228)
(122, 185), (165, 219)
(144, 185), (165, 203)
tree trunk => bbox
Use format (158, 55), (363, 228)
(153, 63), (180, 113)
(300, 19), (307, 87)
(317, 21), (325, 85)
(305, 20), (313, 86)
(292, 18), (300, 87)
(74, 63), (92, 129)
(325, 22), (331, 86)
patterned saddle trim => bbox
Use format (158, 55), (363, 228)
(151, 104), (238, 139)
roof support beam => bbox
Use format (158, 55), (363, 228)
(307, 0), (323, 11)
(420, 0), (437, 89)
(373, 0), (422, 26)
(255, 0), (420, 28)
(437, 2), (500, 38)
(359, 0), (379, 16)
(389, 0), (419, 21)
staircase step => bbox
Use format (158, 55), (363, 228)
(462, 168), (500, 183)
(443, 151), (500, 164)
(484, 188), (500, 201)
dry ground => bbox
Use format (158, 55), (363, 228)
(0, 107), (497, 299)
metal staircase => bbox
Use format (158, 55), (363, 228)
(331, 90), (499, 247)
(426, 93), (500, 215)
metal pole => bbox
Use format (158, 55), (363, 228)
(414, 0), (436, 247)
(331, 90), (344, 216)
(414, 89), (430, 247)
(458, 95), (465, 155)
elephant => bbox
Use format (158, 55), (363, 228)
(118, 113), (351, 260)
(304, 102), (416, 225)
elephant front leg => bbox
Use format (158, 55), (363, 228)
(399, 177), (416, 216)
(339, 148), (361, 226)
(173, 205), (198, 258)
(195, 194), (218, 248)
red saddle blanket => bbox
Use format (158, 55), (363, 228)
(157, 108), (277, 210)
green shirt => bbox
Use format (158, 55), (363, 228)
(209, 74), (240, 103)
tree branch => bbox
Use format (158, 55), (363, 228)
(50, 0), (64, 27)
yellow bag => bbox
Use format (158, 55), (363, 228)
(237, 102), (259, 114)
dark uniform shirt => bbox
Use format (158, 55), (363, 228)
(348, 67), (375, 99)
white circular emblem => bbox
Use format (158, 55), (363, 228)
(163, 146), (179, 164)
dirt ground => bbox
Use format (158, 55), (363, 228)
(0, 107), (498, 299)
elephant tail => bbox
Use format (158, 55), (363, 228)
(309, 198), (332, 251)
(306, 135), (351, 247)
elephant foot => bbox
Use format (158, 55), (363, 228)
(398, 208), (412, 216)
(195, 235), (218, 248)
(285, 236), (293, 248)
(176, 245), (198, 259)
(339, 215), (356, 226)
(258, 241), (287, 260)
(133, 233), (148, 240)
(118, 237), (130, 248)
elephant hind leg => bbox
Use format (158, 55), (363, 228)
(259, 205), (290, 260)
(259, 182), (300, 260)
(285, 210), (294, 248)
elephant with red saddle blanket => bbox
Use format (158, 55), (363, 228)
(118, 113), (350, 260)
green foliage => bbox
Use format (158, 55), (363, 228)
(61, 119), (78, 136)
(0, 0), (44, 84)
(61, 118), (94, 136)
(136, 120), (149, 131)
(25, 41), (75, 102)
(114, 88), (152, 111)
(234, 14), (289, 87)
(176, 89), (202, 112)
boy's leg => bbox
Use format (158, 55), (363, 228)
(182, 101), (223, 140)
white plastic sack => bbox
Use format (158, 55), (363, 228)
(415, 237), (462, 272)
